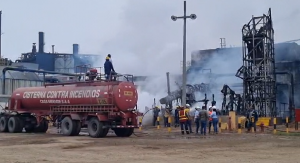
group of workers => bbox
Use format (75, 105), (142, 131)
(178, 104), (219, 135)
(152, 103), (260, 135)
(153, 104), (220, 135)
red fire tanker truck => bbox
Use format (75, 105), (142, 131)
(0, 69), (140, 138)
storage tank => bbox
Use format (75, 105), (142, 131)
(9, 81), (138, 112)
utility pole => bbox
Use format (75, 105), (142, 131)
(0, 10), (2, 59)
(171, 1), (197, 106)
(166, 72), (172, 109)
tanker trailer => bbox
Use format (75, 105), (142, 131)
(0, 79), (139, 138)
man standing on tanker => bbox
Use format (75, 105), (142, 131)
(104, 56), (116, 80)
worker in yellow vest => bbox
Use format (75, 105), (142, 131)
(179, 106), (189, 135)
(164, 109), (171, 127)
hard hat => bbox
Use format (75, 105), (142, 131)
(176, 105), (180, 108)
(212, 106), (217, 109)
(195, 106), (200, 109)
(106, 56), (110, 59)
(186, 104), (190, 107)
(209, 106), (212, 108)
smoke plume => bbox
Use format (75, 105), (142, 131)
(89, 0), (300, 121)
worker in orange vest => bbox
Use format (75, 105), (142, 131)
(208, 106), (213, 134)
(179, 106), (190, 135)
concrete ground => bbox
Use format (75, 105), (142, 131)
(0, 127), (299, 163)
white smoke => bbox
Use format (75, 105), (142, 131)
(186, 48), (243, 110)
(89, 1), (300, 120)
(94, 1), (186, 124)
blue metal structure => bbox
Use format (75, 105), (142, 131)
(15, 32), (103, 73)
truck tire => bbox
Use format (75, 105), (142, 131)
(114, 128), (134, 137)
(61, 117), (77, 136)
(87, 118), (108, 138)
(0, 116), (8, 132)
(8, 117), (22, 133)
(34, 119), (49, 133)
(124, 128), (134, 137)
(72, 120), (81, 136)
(25, 125), (35, 133)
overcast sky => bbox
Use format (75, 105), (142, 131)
(1, 0), (300, 75)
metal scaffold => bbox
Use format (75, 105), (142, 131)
(236, 8), (276, 117)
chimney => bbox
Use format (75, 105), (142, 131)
(38, 32), (44, 53)
(52, 45), (55, 53)
(32, 43), (37, 53)
(73, 44), (79, 54)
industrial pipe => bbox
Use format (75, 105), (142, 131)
(2, 67), (79, 94)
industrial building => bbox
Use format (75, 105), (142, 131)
(189, 9), (300, 119)
(189, 43), (300, 116)
(15, 32), (103, 73)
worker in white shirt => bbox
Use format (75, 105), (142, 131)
(194, 106), (200, 134)
(210, 106), (219, 134)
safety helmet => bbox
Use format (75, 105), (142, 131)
(106, 56), (110, 59)
(195, 106), (200, 110)
(176, 105), (180, 108)
(212, 106), (217, 109)
(186, 104), (190, 108)
(208, 106), (212, 109)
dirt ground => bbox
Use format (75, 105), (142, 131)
(0, 127), (299, 163)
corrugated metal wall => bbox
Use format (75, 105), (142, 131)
(54, 55), (74, 73)
(0, 79), (43, 95)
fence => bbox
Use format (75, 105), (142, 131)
(0, 79), (44, 95)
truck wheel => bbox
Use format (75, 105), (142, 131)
(87, 118), (107, 138)
(25, 116), (37, 133)
(8, 117), (22, 133)
(0, 116), (8, 132)
(34, 119), (49, 133)
(72, 120), (81, 136)
(125, 128), (134, 137)
(114, 128), (134, 137)
(61, 117), (77, 136)
(25, 125), (35, 133)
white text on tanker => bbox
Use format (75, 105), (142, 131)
(22, 90), (102, 99)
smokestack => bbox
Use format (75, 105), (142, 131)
(38, 32), (44, 53)
(52, 45), (55, 53)
(73, 44), (79, 54)
(166, 72), (171, 95)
